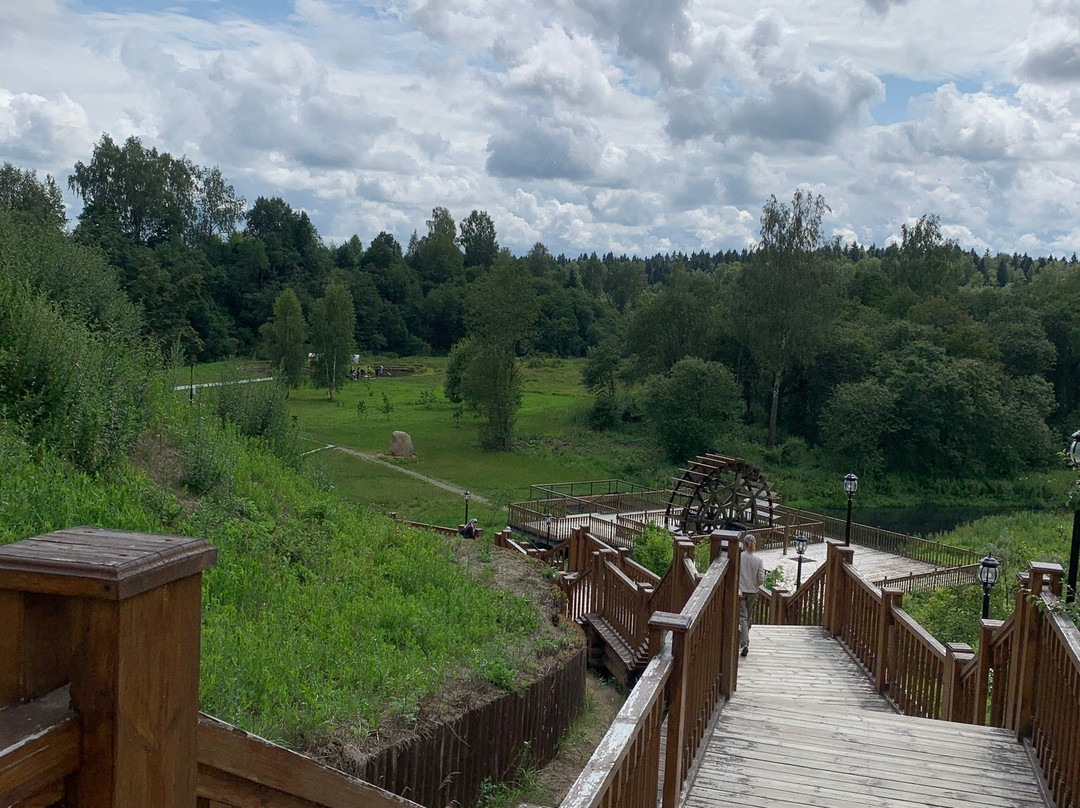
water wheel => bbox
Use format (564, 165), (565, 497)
(665, 454), (777, 535)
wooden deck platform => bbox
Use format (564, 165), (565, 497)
(754, 541), (939, 588)
(683, 626), (1049, 808)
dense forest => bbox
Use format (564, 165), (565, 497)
(3, 133), (1079, 480)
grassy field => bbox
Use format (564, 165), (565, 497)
(181, 355), (1075, 534)
(286, 358), (659, 531)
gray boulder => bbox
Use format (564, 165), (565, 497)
(389, 431), (415, 457)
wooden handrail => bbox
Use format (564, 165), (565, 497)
(558, 642), (675, 808)
(197, 714), (422, 808)
(0, 687), (80, 808)
(1030, 592), (1080, 808)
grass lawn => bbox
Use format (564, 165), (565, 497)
(289, 358), (660, 530)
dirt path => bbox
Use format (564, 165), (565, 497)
(303, 443), (493, 506)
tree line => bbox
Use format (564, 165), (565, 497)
(2, 134), (1079, 476)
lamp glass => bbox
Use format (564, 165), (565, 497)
(979, 556), (1000, 588)
(795, 534), (808, 555)
(844, 473), (859, 495)
(464, 490), (471, 501)
(1069, 430), (1080, 468)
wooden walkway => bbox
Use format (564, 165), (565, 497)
(683, 626), (1050, 808)
(754, 542), (938, 588)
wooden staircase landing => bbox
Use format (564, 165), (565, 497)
(683, 626), (1050, 808)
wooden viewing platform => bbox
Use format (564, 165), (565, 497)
(684, 626), (1049, 808)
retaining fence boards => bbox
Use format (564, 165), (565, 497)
(359, 647), (587, 808)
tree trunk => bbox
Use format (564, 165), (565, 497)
(768, 369), (781, 448)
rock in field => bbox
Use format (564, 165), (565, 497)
(389, 431), (415, 457)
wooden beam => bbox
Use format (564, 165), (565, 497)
(0, 687), (80, 808)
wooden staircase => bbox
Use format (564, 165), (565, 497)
(683, 626), (1050, 808)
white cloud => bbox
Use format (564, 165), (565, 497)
(0, 0), (1075, 255)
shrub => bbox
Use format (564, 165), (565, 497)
(632, 524), (674, 577)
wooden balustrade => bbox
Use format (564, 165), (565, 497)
(784, 563), (828, 626)
(558, 641), (674, 808)
(0, 528), (429, 808)
(1031, 596), (1080, 808)
(557, 536), (742, 808)
(839, 572), (882, 675)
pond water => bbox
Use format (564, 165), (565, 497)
(819, 506), (1021, 538)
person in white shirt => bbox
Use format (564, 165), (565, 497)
(738, 535), (765, 657)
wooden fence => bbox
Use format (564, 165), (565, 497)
(357, 648), (587, 808)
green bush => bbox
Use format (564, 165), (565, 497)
(632, 524), (674, 577)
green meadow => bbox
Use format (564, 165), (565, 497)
(284, 357), (660, 530)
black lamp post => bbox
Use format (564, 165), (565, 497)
(544, 511), (554, 544)
(1067, 429), (1080, 604)
(979, 555), (1000, 619)
(794, 532), (809, 590)
(463, 490), (471, 524)
(843, 473), (858, 546)
(189, 362), (195, 405)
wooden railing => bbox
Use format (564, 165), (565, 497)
(777, 505), (980, 568)
(556, 536), (742, 808)
(875, 563), (980, 592)
(197, 714), (417, 808)
(824, 542), (1080, 807)
(0, 528), (425, 808)
(557, 639), (674, 808)
(1031, 595), (1080, 808)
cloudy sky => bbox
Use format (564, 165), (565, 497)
(2, 0), (1078, 256)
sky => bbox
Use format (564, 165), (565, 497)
(1, 0), (1079, 257)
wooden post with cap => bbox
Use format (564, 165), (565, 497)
(0, 526), (217, 807)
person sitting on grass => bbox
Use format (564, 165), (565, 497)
(459, 518), (478, 538)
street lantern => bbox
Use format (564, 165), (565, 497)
(544, 511), (554, 544)
(979, 555), (1000, 619)
(463, 490), (471, 524)
(794, 533), (809, 590)
(843, 473), (858, 546)
(1067, 430), (1080, 603)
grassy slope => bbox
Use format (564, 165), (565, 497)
(0, 394), (577, 748)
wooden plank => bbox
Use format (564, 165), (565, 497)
(0, 687), (80, 808)
(197, 715), (423, 808)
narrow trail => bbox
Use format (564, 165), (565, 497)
(302, 443), (493, 506)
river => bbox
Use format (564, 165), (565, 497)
(819, 505), (1021, 538)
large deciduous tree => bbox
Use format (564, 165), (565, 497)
(311, 276), (355, 400)
(0, 163), (65, 229)
(263, 288), (307, 391)
(458, 210), (499, 269)
(733, 190), (839, 447)
(643, 358), (740, 463)
(454, 256), (539, 450)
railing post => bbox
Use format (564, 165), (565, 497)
(974, 619), (1002, 727)
(650, 614), (690, 808)
(721, 537), (741, 696)
(941, 642), (975, 723)
(771, 588), (788, 625)
(874, 588), (902, 694)
(823, 541), (854, 638)
(0, 527), (216, 808)
(1008, 563), (1063, 739)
